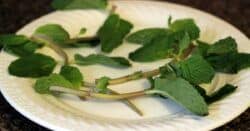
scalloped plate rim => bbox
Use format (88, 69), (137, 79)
(0, 0), (249, 131)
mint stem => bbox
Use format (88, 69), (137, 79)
(108, 69), (160, 85)
(180, 44), (195, 59)
(50, 86), (146, 100)
(110, 5), (117, 13)
(81, 69), (160, 87)
(109, 88), (144, 116)
(31, 34), (69, 65)
(81, 44), (195, 87)
(65, 36), (99, 44)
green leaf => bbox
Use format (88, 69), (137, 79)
(34, 74), (73, 94)
(51, 0), (107, 10)
(79, 28), (87, 35)
(207, 37), (237, 55)
(34, 24), (70, 44)
(178, 32), (191, 55)
(4, 41), (40, 57)
(129, 34), (175, 62)
(74, 54), (131, 68)
(126, 28), (170, 45)
(192, 40), (210, 56)
(151, 77), (208, 115)
(206, 52), (250, 74)
(195, 84), (237, 104)
(159, 64), (176, 79)
(173, 55), (215, 84)
(95, 76), (110, 93)
(98, 14), (133, 53)
(206, 84), (237, 104)
(194, 85), (207, 98)
(65, 37), (100, 48)
(169, 18), (200, 40)
(60, 65), (83, 88)
(0, 34), (29, 46)
(8, 53), (57, 77)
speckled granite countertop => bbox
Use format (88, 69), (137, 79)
(0, 0), (249, 130)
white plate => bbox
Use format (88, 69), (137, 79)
(0, 0), (249, 130)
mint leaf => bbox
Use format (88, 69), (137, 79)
(173, 55), (215, 84)
(60, 65), (83, 88)
(129, 34), (175, 62)
(178, 32), (191, 55)
(194, 85), (207, 98)
(152, 77), (208, 115)
(126, 28), (170, 45)
(4, 41), (40, 57)
(0, 34), (42, 57)
(98, 14), (133, 53)
(0, 34), (28, 46)
(65, 37), (100, 48)
(8, 53), (57, 77)
(192, 40), (210, 56)
(51, 0), (107, 10)
(95, 76), (110, 93)
(34, 24), (70, 44)
(79, 28), (87, 35)
(206, 84), (237, 104)
(194, 37), (237, 57)
(169, 19), (200, 40)
(195, 84), (237, 104)
(34, 74), (73, 94)
(206, 52), (250, 74)
(207, 37), (237, 55)
(159, 64), (177, 79)
(74, 54), (131, 68)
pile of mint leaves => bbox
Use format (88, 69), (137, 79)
(0, 0), (249, 116)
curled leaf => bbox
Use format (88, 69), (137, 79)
(207, 37), (237, 55)
(169, 18), (200, 40)
(126, 28), (170, 45)
(74, 54), (131, 68)
(0, 34), (28, 46)
(206, 52), (250, 74)
(195, 84), (237, 104)
(34, 24), (70, 44)
(34, 74), (73, 94)
(4, 41), (40, 57)
(95, 76), (110, 93)
(129, 34), (175, 62)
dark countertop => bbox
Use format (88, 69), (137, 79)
(0, 0), (249, 130)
